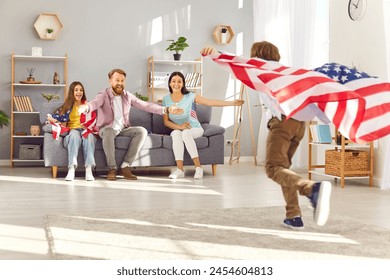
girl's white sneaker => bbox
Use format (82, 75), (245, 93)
(194, 167), (203, 179)
(169, 168), (184, 179)
(65, 167), (75, 181)
(85, 165), (95, 181)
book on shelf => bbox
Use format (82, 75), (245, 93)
(185, 72), (201, 88)
(149, 72), (170, 89)
(309, 124), (332, 144)
(26, 96), (34, 111)
(13, 96), (21, 111)
(149, 71), (202, 89)
(13, 96), (33, 112)
(22, 96), (32, 112)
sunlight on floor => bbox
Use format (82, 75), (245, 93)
(188, 223), (359, 244)
(0, 224), (48, 255)
(49, 225), (368, 260)
(67, 216), (194, 231)
(0, 175), (222, 195)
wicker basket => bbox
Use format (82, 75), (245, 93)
(325, 149), (368, 177)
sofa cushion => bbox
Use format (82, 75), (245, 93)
(39, 101), (63, 124)
(194, 104), (211, 124)
(129, 107), (153, 132)
(42, 123), (52, 133)
(152, 114), (173, 135)
(142, 134), (163, 149)
(93, 134), (163, 151)
(202, 123), (225, 137)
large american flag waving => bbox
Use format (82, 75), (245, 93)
(205, 53), (390, 143)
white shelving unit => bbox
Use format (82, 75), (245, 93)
(147, 56), (202, 103)
(10, 52), (68, 166)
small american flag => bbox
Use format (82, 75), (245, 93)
(204, 53), (390, 143)
(190, 103), (198, 120)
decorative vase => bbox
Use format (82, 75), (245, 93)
(221, 27), (228, 44)
(30, 125), (40, 136)
(53, 72), (60, 84)
(27, 75), (35, 82)
(46, 33), (52, 39)
(173, 53), (181, 61)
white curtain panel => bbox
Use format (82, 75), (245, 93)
(381, 136), (390, 190)
(381, 0), (390, 190)
(253, 0), (329, 169)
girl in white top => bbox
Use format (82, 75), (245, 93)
(162, 71), (244, 179)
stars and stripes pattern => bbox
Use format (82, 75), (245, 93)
(80, 109), (98, 138)
(313, 63), (372, 84)
(51, 122), (70, 140)
(190, 103), (198, 120)
(205, 52), (390, 143)
(50, 110), (98, 140)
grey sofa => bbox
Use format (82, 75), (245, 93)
(39, 101), (225, 178)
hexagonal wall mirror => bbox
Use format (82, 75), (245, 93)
(34, 13), (63, 40)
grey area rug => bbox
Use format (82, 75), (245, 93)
(45, 206), (390, 260)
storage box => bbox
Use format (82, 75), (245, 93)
(19, 144), (41, 160)
(325, 149), (368, 177)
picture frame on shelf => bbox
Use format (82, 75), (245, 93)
(31, 47), (43, 57)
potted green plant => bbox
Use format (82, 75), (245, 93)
(41, 92), (60, 102)
(46, 28), (54, 39)
(134, 92), (148, 101)
(166, 36), (189, 61)
(0, 110), (10, 129)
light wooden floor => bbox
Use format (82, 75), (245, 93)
(1, 163), (390, 260)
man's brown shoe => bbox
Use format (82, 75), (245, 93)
(106, 168), (117, 181)
(118, 166), (137, 180)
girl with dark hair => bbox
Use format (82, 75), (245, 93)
(163, 72), (244, 179)
(47, 81), (97, 181)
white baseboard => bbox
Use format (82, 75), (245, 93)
(0, 160), (10, 166)
(224, 156), (260, 164)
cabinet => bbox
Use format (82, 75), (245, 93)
(10, 52), (68, 166)
(147, 56), (202, 103)
(308, 123), (374, 188)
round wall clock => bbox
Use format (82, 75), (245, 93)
(348, 0), (367, 21)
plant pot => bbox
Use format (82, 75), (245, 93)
(173, 53), (181, 61)
(46, 33), (53, 39)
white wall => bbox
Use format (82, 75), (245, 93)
(0, 0), (255, 162)
(329, 0), (389, 185)
(330, 0), (387, 77)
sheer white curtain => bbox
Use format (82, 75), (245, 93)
(381, 0), (390, 190)
(253, 0), (329, 168)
